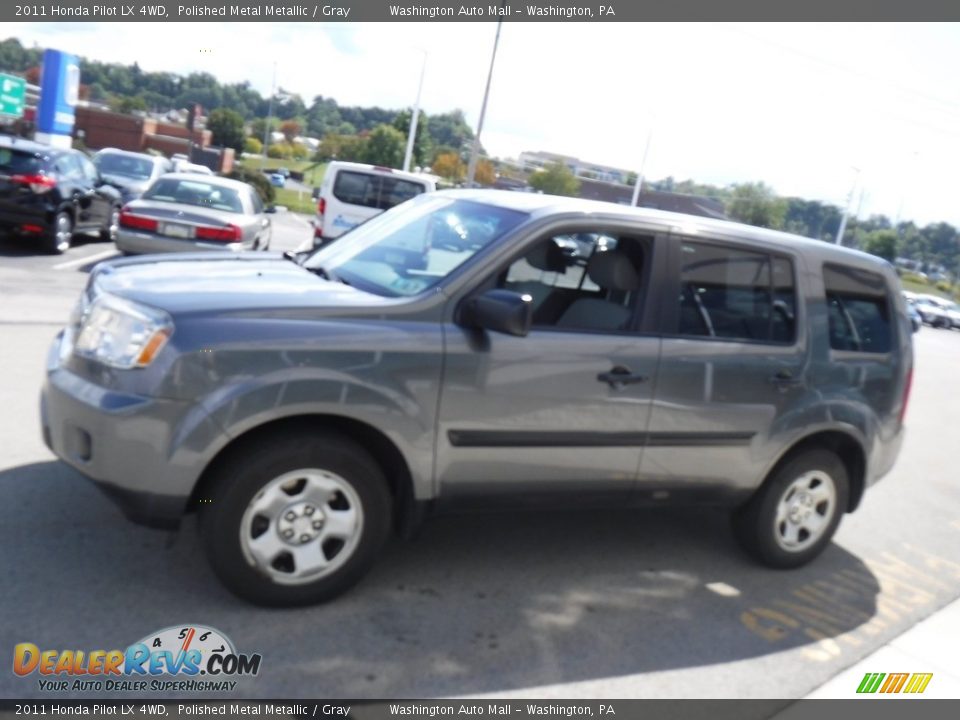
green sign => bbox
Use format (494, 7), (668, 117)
(0, 73), (26, 118)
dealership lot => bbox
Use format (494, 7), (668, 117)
(1, 225), (959, 701)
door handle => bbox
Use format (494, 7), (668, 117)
(769, 369), (803, 388)
(597, 365), (648, 389)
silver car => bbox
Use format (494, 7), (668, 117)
(92, 148), (172, 203)
(115, 173), (273, 254)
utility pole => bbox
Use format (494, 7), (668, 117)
(403, 51), (427, 173)
(466, 17), (503, 187)
(261, 62), (277, 170)
(834, 167), (861, 245)
(630, 127), (653, 206)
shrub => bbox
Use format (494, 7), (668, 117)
(227, 166), (275, 204)
(244, 137), (263, 155)
(266, 143), (293, 160)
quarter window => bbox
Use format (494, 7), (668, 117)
(824, 264), (891, 353)
(677, 242), (796, 344)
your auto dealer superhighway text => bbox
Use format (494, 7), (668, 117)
(178, 5), (352, 17)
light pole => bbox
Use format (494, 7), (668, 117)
(630, 127), (653, 207)
(466, 17), (503, 186)
(834, 166), (861, 246)
(403, 51), (427, 173)
(261, 62), (277, 170)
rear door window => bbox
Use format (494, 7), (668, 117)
(332, 171), (427, 210)
(824, 264), (892, 353)
(676, 242), (797, 344)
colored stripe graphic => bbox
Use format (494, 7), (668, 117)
(857, 672), (885, 693)
(880, 673), (909, 693)
(903, 673), (933, 694)
(857, 672), (933, 694)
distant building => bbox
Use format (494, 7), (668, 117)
(518, 150), (632, 184)
(576, 177), (728, 220)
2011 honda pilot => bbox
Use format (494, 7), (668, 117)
(41, 190), (913, 606)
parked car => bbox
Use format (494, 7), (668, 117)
(269, 172), (286, 188)
(907, 302), (923, 333)
(913, 294), (956, 328)
(115, 173), (273, 254)
(0, 134), (123, 254)
(42, 191), (912, 606)
(312, 161), (437, 247)
(92, 148), (172, 203)
(174, 161), (214, 176)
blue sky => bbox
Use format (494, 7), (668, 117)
(11, 22), (960, 227)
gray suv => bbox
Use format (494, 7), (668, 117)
(41, 190), (913, 606)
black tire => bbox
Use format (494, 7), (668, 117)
(100, 205), (120, 243)
(45, 211), (73, 254)
(200, 432), (392, 606)
(732, 448), (849, 569)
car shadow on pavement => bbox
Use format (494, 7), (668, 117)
(0, 461), (881, 699)
(0, 232), (110, 257)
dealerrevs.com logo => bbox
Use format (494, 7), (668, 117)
(13, 625), (262, 693)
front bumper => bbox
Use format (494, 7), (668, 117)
(41, 333), (226, 528)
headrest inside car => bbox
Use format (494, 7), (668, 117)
(587, 251), (641, 291)
(526, 239), (567, 273)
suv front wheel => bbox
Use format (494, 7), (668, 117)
(733, 448), (849, 568)
(200, 432), (392, 606)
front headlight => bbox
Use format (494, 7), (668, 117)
(74, 294), (173, 369)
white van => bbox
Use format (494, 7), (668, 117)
(313, 161), (437, 246)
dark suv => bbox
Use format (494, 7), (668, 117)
(42, 190), (913, 606)
(0, 135), (122, 254)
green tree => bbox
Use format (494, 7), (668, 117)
(862, 230), (899, 263)
(432, 151), (465, 182)
(393, 109), (431, 166)
(726, 182), (787, 230)
(207, 108), (245, 152)
(110, 95), (147, 114)
(528, 162), (580, 197)
(363, 124), (405, 168)
(243, 137), (263, 155)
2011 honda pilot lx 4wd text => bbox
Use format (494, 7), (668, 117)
(41, 190), (913, 606)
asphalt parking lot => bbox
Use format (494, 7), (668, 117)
(1, 225), (959, 702)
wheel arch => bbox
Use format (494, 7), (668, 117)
(187, 414), (418, 530)
(760, 430), (867, 513)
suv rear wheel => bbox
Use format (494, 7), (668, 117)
(200, 432), (392, 606)
(733, 448), (849, 568)
(46, 211), (73, 254)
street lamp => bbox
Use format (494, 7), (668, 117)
(630, 127), (653, 207)
(466, 17), (504, 187)
(403, 51), (427, 173)
(261, 62), (277, 170)
(834, 166), (861, 246)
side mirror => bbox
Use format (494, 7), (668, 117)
(459, 289), (532, 337)
(265, 205), (277, 214)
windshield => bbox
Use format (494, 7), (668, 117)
(94, 153), (154, 180)
(142, 177), (244, 213)
(304, 195), (528, 297)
